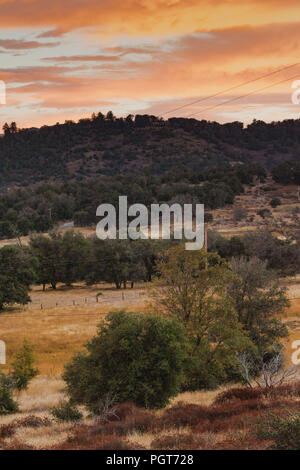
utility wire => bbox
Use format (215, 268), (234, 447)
(160, 62), (300, 117)
(185, 72), (300, 118)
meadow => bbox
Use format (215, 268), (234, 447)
(0, 280), (299, 450)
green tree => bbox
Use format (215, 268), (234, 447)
(63, 310), (189, 410)
(153, 245), (250, 389)
(85, 238), (146, 289)
(58, 231), (87, 286)
(270, 197), (281, 208)
(0, 246), (36, 310)
(11, 339), (39, 391)
(0, 373), (18, 415)
(30, 234), (61, 290)
(229, 257), (289, 351)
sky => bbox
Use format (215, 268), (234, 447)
(0, 0), (300, 128)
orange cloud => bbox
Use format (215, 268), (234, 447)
(0, 1), (300, 126)
(0, 0), (299, 36)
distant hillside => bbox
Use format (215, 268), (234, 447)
(1, 113), (300, 187)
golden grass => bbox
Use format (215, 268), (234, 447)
(0, 278), (299, 449)
(0, 280), (299, 374)
(0, 374), (233, 450)
(127, 426), (192, 449)
(11, 422), (73, 449)
(0, 283), (148, 374)
(0, 375), (95, 449)
(169, 386), (231, 408)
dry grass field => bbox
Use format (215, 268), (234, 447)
(0, 279), (298, 376)
(0, 284), (151, 375)
(0, 280), (299, 450)
(1, 198), (300, 449)
(0, 286), (235, 450)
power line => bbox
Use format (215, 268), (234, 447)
(185, 72), (300, 118)
(160, 62), (300, 118)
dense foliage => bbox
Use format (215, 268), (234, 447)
(0, 162), (264, 239)
(0, 340), (38, 414)
(63, 310), (189, 410)
(0, 245), (36, 309)
(153, 246), (251, 389)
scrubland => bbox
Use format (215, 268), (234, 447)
(0, 283), (300, 450)
(1, 375), (300, 450)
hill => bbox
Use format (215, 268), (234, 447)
(1, 114), (300, 188)
(1, 113), (300, 239)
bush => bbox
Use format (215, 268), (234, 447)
(270, 198), (281, 208)
(214, 387), (262, 404)
(256, 412), (300, 450)
(14, 415), (51, 428)
(0, 423), (16, 439)
(214, 383), (300, 404)
(204, 213), (213, 223)
(11, 339), (39, 391)
(51, 401), (83, 422)
(257, 208), (271, 219)
(0, 374), (18, 415)
(233, 207), (247, 222)
(151, 433), (195, 450)
(96, 407), (155, 436)
(63, 310), (189, 411)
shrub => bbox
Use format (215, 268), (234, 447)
(257, 208), (271, 219)
(95, 438), (137, 450)
(0, 373), (18, 415)
(256, 412), (300, 450)
(204, 213), (213, 223)
(160, 403), (210, 428)
(14, 415), (51, 428)
(63, 310), (189, 411)
(214, 383), (300, 404)
(151, 433), (195, 450)
(214, 387), (263, 404)
(270, 198), (281, 208)
(0, 423), (16, 439)
(51, 401), (83, 422)
(11, 339), (39, 391)
(96, 407), (155, 436)
(53, 427), (145, 450)
(233, 207), (247, 222)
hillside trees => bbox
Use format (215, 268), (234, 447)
(153, 245), (251, 389)
(30, 234), (62, 290)
(229, 257), (289, 352)
(0, 245), (36, 309)
(243, 230), (300, 276)
(271, 161), (300, 184)
(84, 238), (147, 289)
(29, 231), (88, 289)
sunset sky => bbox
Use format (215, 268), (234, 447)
(0, 0), (300, 128)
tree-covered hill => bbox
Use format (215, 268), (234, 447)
(1, 113), (300, 188)
(0, 112), (300, 239)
